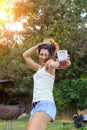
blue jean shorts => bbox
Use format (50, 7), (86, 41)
(30, 101), (56, 121)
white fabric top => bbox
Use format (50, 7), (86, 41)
(32, 67), (55, 103)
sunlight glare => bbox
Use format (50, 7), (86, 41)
(6, 22), (23, 32)
(0, 10), (7, 20)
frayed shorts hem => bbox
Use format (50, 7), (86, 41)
(30, 101), (56, 121)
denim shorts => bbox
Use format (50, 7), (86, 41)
(30, 101), (56, 121)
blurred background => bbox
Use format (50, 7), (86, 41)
(0, 0), (87, 119)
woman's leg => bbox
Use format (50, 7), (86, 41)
(27, 111), (52, 130)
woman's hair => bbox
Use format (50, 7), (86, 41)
(38, 43), (56, 57)
(43, 38), (59, 51)
(38, 38), (59, 60)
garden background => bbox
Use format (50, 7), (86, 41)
(0, 0), (87, 120)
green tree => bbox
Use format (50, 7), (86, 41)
(0, 0), (87, 113)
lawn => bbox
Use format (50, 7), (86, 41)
(0, 117), (87, 130)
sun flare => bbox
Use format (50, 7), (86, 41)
(6, 22), (23, 32)
(0, 10), (7, 20)
(0, 1), (24, 32)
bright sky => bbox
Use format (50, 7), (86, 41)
(6, 22), (23, 32)
(0, 10), (7, 20)
(0, 0), (24, 32)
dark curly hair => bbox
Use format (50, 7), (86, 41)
(38, 43), (56, 58)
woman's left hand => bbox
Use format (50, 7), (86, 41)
(60, 55), (71, 69)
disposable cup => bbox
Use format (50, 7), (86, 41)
(57, 50), (68, 66)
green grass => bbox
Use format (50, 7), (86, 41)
(0, 117), (87, 130)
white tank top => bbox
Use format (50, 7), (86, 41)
(32, 67), (55, 103)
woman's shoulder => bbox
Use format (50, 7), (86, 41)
(46, 59), (56, 67)
(46, 59), (54, 64)
(45, 59), (55, 75)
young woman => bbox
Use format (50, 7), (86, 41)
(23, 38), (71, 130)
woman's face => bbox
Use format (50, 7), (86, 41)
(39, 49), (50, 66)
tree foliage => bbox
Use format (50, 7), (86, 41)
(0, 0), (87, 112)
